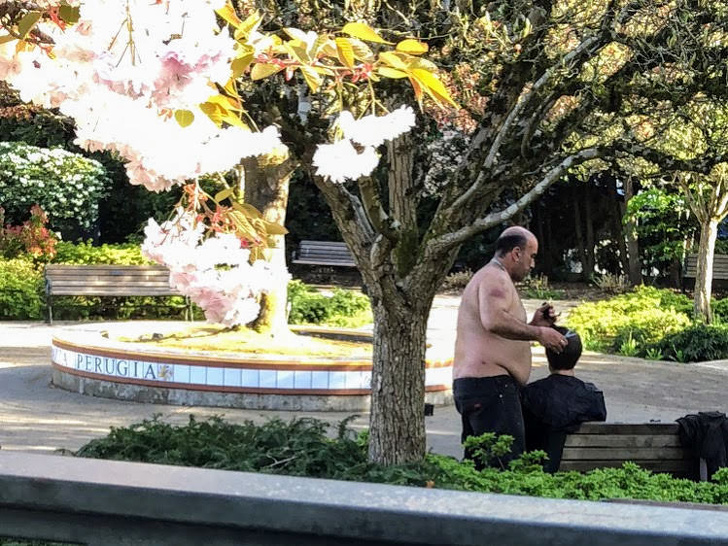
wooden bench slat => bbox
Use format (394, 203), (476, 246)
(561, 447), (691, 461)
(683, 254), (728, 280)
(44, 264), (190, 323)
(559, 460), (695, 474)
(564, 434), (682, 448)
(291, 240), (357, 267)
(570, 423), (679, 434)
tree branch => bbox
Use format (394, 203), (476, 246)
(425, 147), (604, 256)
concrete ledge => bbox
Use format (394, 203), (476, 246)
(2, 452), (728, 545)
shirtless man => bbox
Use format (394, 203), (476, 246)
(452, 226), (567, 468)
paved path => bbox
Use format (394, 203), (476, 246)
(1, 297), (728, 459)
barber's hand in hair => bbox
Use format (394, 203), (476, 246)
(530, 302), (558, 327)
(537, 326), (568, 353)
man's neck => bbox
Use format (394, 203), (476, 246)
(549, 369), (575, 377)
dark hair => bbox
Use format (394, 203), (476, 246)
(546, 326), (582, 370)
(495, 232), (528, 256)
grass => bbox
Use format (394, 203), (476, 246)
(116, 325), (373, 358)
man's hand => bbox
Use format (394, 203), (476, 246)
(530, 302), (558, 327)
(537, 326), (568, 353)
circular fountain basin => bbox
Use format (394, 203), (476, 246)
(51, 323), (453, 411)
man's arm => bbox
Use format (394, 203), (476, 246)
(478, 273), (566, 352)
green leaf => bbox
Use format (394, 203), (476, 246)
(174, 110), (195, 128)
(341, 22), (391, 44)
(58, 4), (81, 24)
(17, 12), (42, 39)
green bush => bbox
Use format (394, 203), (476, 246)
(75, 416), (728, 505)
(649, 323), (728, 362)
(566, 286), (692, 352)
(53, 241), (147, 265)
(0, 142), (109, 240)
(288, 280), (372, 327)
(0, 258), (44, 320)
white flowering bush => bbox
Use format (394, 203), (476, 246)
(0, 141), (109, 238)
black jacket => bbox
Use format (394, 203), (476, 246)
(677, 411), (728, 479)
(522, 374), (607, 473)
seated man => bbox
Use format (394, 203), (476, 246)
(521, 326), (607, 473)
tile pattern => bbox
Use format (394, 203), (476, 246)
(51, 342), (452, 393)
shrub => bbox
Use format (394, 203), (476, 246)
(53, 241), (147, 265)
(0, 141), (109, 240)
(288, 280), (372, 327)
(441, 269), (473, 292)
(0, 257), (44, 320)
(520, 274), (566, 300)
(649, 323), (728, 363)
(75, 416), (728, 505)
(0, 205), (58, 262)
(566, 286), (692, 352)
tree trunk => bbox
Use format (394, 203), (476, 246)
(583, 183), (596, 278)
(623, 176), (642, 285)
(694, 217), (719, 323)
(572, 184), (590, 281)
(368, 288), (430, 464)
(241, 148), (294, 335)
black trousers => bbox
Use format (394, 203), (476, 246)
(453, 375), (525, 469)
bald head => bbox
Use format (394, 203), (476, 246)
(495, 226), (536, 257)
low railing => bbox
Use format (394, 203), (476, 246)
(1, 451), (728, 545)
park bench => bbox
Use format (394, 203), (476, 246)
(682, 253), (728, 288)
(291, 240), (357, 268)
(44, 264), (191, 324)
(560, 422), (704, 480)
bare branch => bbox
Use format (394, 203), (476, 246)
(425, 147), (604, 256)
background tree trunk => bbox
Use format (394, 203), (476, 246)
(694, 217), (718, 323)
(241, 149), (294, 335)
(622, 176), (643, 285)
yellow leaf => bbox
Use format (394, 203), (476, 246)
(285, 42), (311, 64)
(396, 39), (429, 55)
(410, 68), (459, 108)
(378, 51), (408, 70)
(232, 202), (264, 219)
(239, 11), (263, 35)
(250, 63), (284, 80)
(408, 57), (439, 71)
(377, 66), (409, 79)
(348, 38), (375, 61)
(215, 2), (243, 29)
(231, 53), (253, 78)
(214, 188), (235, 202)
(335, 37), (356, 68)
(222, 111), (248, 128)
(200, 102), (223, 126)
(0, 35), (15, 45)
(299, 66), (322, 93)
(264, 221), (289, 235)
(341, 22), (392, 44)
(174, 109), (195, 128)
(408, 76), (424, 105)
